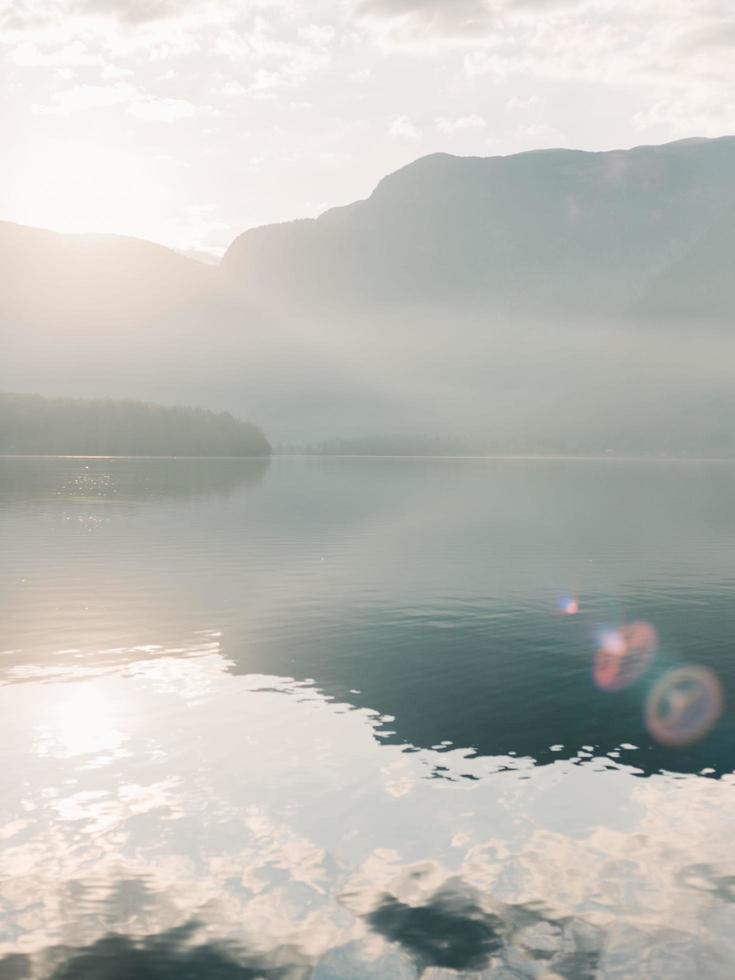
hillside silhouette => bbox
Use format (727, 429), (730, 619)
(224, 136), (735, 318)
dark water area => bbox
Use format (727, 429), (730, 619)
(1, 456), (735, 978)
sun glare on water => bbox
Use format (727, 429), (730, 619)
(37, 684), (127, 760)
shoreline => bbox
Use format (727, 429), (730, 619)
(3, 453), (735, 464)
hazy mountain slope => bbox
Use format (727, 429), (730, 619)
(223, 136), (735, 318)
(633, 200), (735, 319)
(0, 221), (213, 324)
(0, 221), (245, 412)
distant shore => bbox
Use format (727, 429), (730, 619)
(4, 453), (735, 464)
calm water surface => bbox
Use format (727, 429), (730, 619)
(1, 456), (735, 978)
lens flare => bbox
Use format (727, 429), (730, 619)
(645, 666), (724, 747)
(559, 597), (580, 616)
(593, 621), (658, 692)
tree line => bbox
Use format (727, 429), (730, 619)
(0, 392), (270, 457)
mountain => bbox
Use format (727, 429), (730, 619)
(0, 221), (214, 323)
(0, 221), (244, 413)
(223, 135), (735, 318)
(3, 136), (735, 451)
(633, 198), (735, 319)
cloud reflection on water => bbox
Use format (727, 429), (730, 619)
(1, 642), (735, 978)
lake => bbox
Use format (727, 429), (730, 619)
(1, 456), (734, 978)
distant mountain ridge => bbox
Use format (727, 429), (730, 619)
(3, 136), (735, 322)
(0, 221), (212, 322)
(223, 135), (735, 317)
(3, 136), (735, 451)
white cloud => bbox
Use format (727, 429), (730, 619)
(220, 80), (247, 97)
(435, 113), (486, 134)
(101, 63), (133, 79)
(505, 94), (541, 111)
(297, 24), (336, 46)
(127, 96), (198, 122)
(10, 39), (102, 68)
(632, 89), (735, 138)
(358, 0), (495, 39)
(81, 0), (197, 24)
(36, 80), (136, 113)
(350, 67), (373, 83)
(389, 114), (422, 140)
(34, 81), (198, 122)
(249, 68), (285, 96)
(514, 122), (563, 145)
(184, 202), (217, 215)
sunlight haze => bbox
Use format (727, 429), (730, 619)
(3, 0), (735, 252)
(4, 3), (735, 978)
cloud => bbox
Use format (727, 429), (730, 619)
(350, 67), (373, 83)
(35, 80), (198, 121)
(358, 0), (494, 37)
(249, 68), (286, 96)
(389, 114), (422, 140)
(1, 0), (190, 30)
(298, 23), (336, 46)
(435, 113), (486, 134)
(354, 0), (735, 107)
(632, 90), (735, 138)
(505, 94), (541, 111)
(128, 95), (197, 121)
(682, 18), (735, 50)
(80, 0), (196, 23)
(10, 39), (102, 67)
(36, 80), (135, 112)
(452, 0), (735, 100)
(513, 121), (563, 146)
(355, 0), (581, 42)
(220, 80), (247, 97)
(211, 16), (334, 94)
(101, 62), (133, 78)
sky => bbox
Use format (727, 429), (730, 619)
(2, 0), (735, 256)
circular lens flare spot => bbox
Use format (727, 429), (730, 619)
(593, 621), (658, 692)
(645, 666), (724, 747)
(560, 597), (580, 616)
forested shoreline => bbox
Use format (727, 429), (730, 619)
(0, 393), (270, 457)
